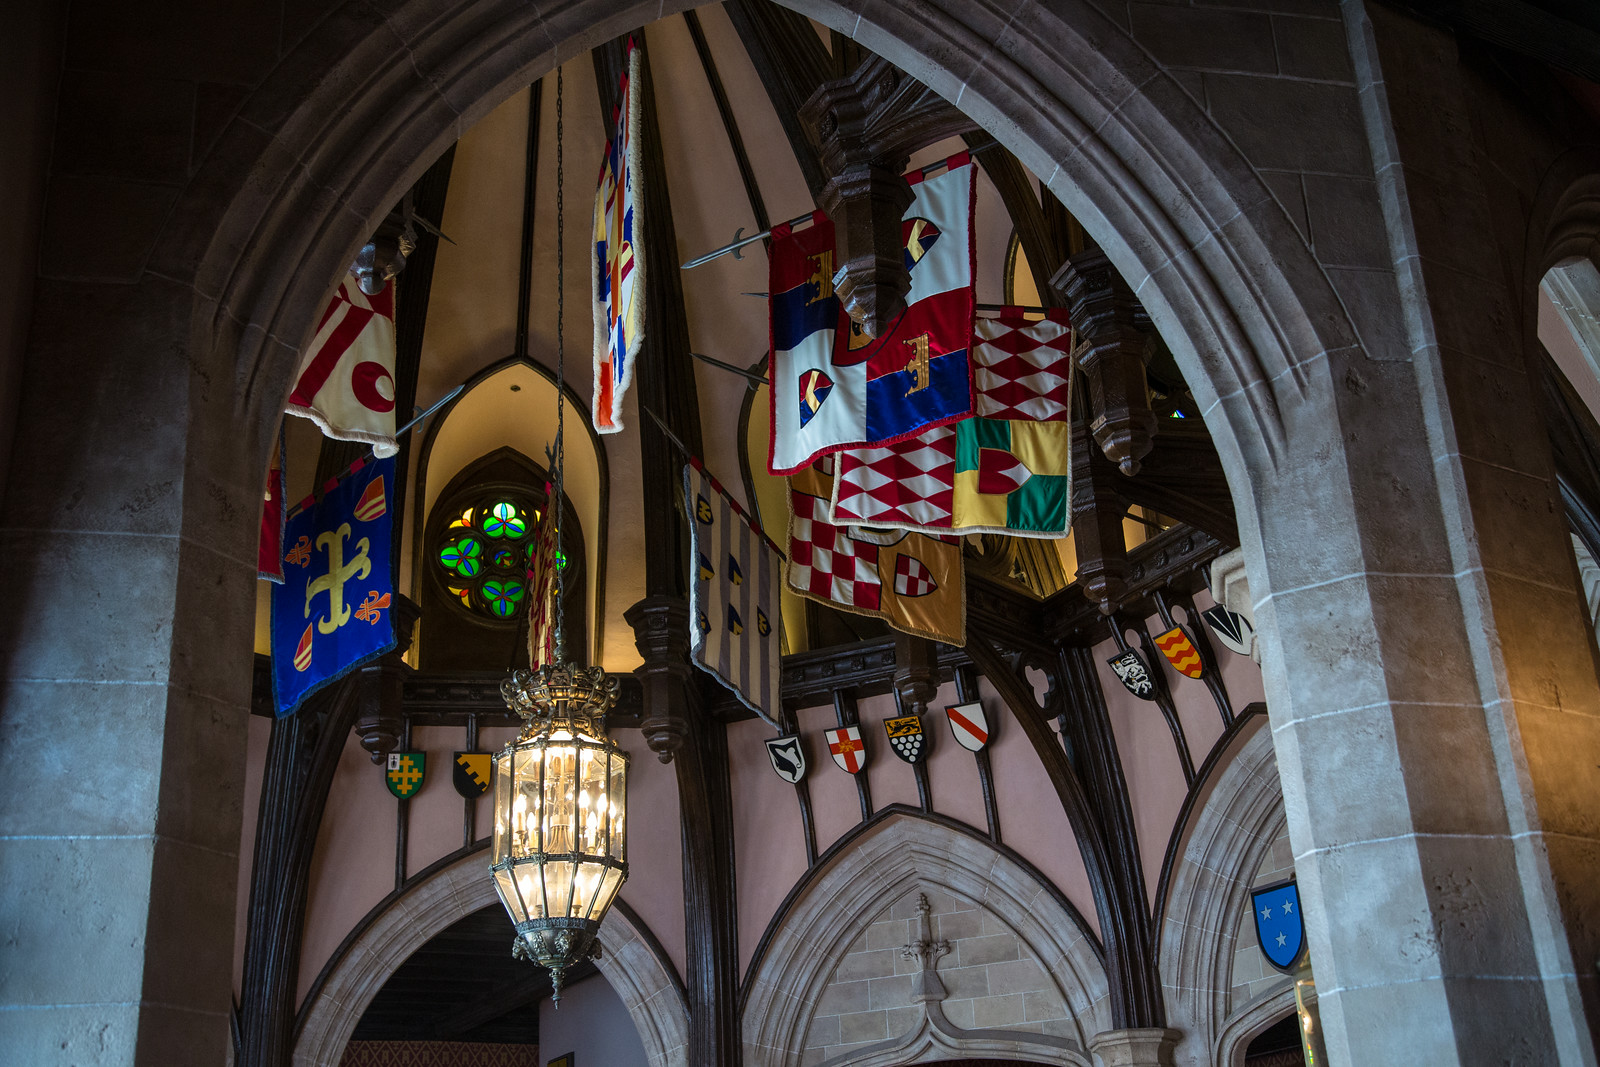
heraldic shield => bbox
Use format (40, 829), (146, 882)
(945, 701), (989, 751)
(765, 734), (807, 784)
(453, 752), (492, 798)
(1252, 879), (1306, 973)
(883, 714), (926, 763)
(826, 725), (867, 774)
(386, 751), (426, 799)
(1106, 648), (1158, 700)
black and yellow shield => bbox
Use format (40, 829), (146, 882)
(453, 752), (492, 798)
(386, 751), (426, 798)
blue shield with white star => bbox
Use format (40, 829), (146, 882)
(1252, 879), (1305, 972)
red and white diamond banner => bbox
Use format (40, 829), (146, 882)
(972, 310), (1072, 421)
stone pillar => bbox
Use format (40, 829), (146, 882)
(1088, 1027), (1179, 1067)
(0, 277), (262, 1062)
(1236, 4), (1600, 1063)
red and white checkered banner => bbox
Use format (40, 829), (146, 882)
(287, 274), (399, 457)
(788, 461), (964, 645)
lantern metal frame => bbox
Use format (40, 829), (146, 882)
(493, 659), (628, 1002)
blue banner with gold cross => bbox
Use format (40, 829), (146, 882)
(271, 456), (397, 716)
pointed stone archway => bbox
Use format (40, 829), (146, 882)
(3, 1), (1598, 1064)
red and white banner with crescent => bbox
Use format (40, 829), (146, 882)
(287, 274), (399, 457)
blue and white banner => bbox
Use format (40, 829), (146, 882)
(686, 460), (783, 727)
(271, 456), (397, 716)
(768, 154), (976, 474)
(593, 40), (644, 434)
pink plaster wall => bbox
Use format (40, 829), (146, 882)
(1095, 632), (1188, 911)
(299, 732), (400, 1001)
(1188, 589), (1267, 723)
(924, 680), (990, 833)
(233, 713), (273, 995)
(799, 701), (864, 854)
(406, 725), (475, 875)
(727, 714), (811, 975)
(975, 676), (1099, 937)
(1095, 597), (1266, 909)
(614, 728), (687, 984)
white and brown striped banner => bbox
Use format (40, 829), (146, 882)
(684, 460), (783, 727)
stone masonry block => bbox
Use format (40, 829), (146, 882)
(958, 932), (1022, 966)
(0, 836), (155, 1005)
(39, 173), (180, 282)
(1205, 74), (1369, 174)
(66, 0), (281, 83)
(55, 70), (195, 184)
(838, 1008), (887, 1045)
(1127, 4), (1277, 74)
(1303, 174), (1390, 269)
(1271, 14), (1355, 82)
(986, 957), (1050, 996)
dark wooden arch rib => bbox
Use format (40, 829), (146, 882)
(965, 634), (1165, 1031)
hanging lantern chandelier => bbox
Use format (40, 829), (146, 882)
(491, 65), (628, 1004)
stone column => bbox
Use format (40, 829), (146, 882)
(1088, 1027), (1179, 1067)
(1234, 4), (1600, 1063)
(0, 275), (263, 1062)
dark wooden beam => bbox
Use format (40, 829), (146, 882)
(237, 598), (420, 1067)
(1053, 643), (1165, 1028)
(722, 0), (831, 200)
(799, 53), (979, 334)
(595, 34), (703, 598)
(684, 10), (770, 235)
(1116, 423), (1238, 547)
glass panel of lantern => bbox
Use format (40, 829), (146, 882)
(490, 720), (628, 928)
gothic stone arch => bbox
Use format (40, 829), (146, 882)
(293, 853), (687, 1067)
(1157, 718), (1288, 1067)
(741, 812), (1108, 1066)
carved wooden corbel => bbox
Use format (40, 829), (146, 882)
(625, 595), (697, 762)
(1054, 247), (1158, 476)
(1071, 417), (1132, 615)
(800, 54), (978, 336)
(353, 595), (421, 762)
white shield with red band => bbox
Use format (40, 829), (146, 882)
(945, 701), (990, 752)
(825, 725), (867, 774)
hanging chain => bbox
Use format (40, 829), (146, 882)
(551, 65), (568, 664)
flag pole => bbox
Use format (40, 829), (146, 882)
(394, 383), (466, 439)
(680, 211), (813, 270)
(690, 351), (768, 385)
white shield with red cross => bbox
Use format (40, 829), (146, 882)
(825, 725), (867, 774)
(945, 701), (990, 752)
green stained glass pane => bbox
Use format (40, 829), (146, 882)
(483, 501), (526, 539)
(482, 579), (526, 618)
(491, 547), (517, 571)
(439, 537), (481, 578)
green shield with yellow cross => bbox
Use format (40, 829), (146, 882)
(386, 751), (426, 798)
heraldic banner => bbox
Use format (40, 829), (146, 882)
(272, 456), (397, 716)
(525, 481), (559, 670)
(830, 312), (1073, 538)
(686, 460), (783, 727)
(788, 461), (964, 645)
(768, 153), (977, 475)
(287, 274), (399, 457)
(592, 39), (644, 435)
